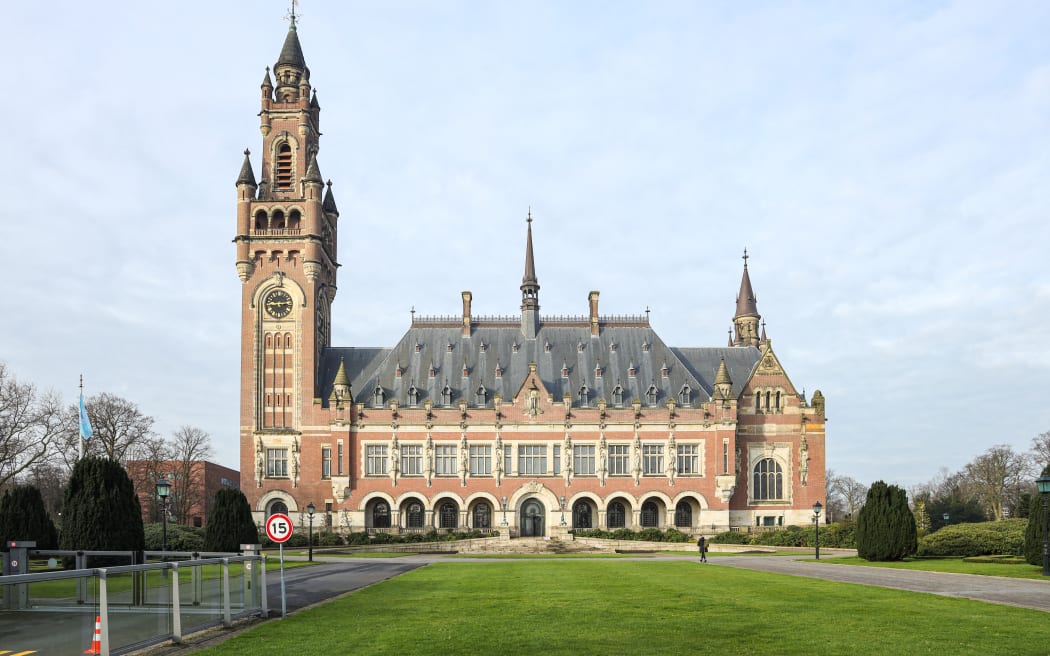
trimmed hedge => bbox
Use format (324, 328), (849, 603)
(917, 518), (1027, 557)
(144, 523), (205, 552)
(571, 528), (692, 543)
(709, 523), (856, 548)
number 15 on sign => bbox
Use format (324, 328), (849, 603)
(265, 513), (293, 618)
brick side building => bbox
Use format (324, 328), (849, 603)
(127, 460), (240, 528)
(234, 20), (827, 536)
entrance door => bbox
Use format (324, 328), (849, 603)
(520, 499), (545, 537)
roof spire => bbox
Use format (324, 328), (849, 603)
(236, 149), (257, 188)
(735, 248), (759, 318)
(520, 209), (540, 339)
(713, 357), (733, 399)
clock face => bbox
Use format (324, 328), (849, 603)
(264, 290), (293, 319)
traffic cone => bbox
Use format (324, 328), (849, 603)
(84, 615), (102, 654)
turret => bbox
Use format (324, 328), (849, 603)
(713, 357), (733, 400)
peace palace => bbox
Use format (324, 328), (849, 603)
(235, 19), (827, 538)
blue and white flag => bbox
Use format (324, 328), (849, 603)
(79, 393), (93, 441)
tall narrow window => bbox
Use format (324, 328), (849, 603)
(755, 393), (761, 413)
(646, 385), (658, 406)
(275, 143), (293, 189)
(441, 383), (453, 406)
(401, 444), (422, 476)
(678, 384), (691, 406)
(612, 385), (624, 407)
(321, 447), (332, 479)
(407, 385), (419, 406)
(775, 391), (781, 412)
(366, 445), (388, 476)
(475, 385), (487, 406)
(765, 391), (771, 411)
(722, 440), (729, 473)
(553, 446), (561, 475)
(579, 385), (589, 407)
(753, 458), (784, 500)
(435, 445), (457, 476)
(337, 440), (344, 475)
(372, 385), (385, 408)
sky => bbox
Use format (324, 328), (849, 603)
(4, 1), (1049, 488)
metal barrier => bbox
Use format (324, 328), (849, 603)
(0, 554), (267, 655)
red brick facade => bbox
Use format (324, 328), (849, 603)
(127, 460), (240, 528)
(235, 22), (826, 536)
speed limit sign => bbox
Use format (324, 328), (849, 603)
(265, 513), (293, 543)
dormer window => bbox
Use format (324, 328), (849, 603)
(275, 143), (293, 190)
(407, 384), (419, 406)
(462, 363), (469, 377)
(512, 342), (519, 353)
(415, 342), (422, 353)
(577, 340), (585, 352)
(646, 384), (658, 406)
(475, 385), (487, 406)
(428, 364), (436, 378)
(609, 342), (617, 352)
(595, 363), (602, 378)
(579, 385), (590, 407)
(661, 362), (669, 378)
(395, 363), (402, 378)
(679, 384), (692, 406)
(561, 362), (569, 378)
(372, 384), (385, 408)
(441, 382), (453, 406)
(446, 341), (454, 352)
(642, 341), (650, 352)
(612, 384), (624, 407)
(628, 362), (636, 378)
(479, 341), (487, 353)
(495, 363), (503, 378)
(544, 341), (552, 353)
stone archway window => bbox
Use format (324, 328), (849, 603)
(753, 458), (784, 500)
(406, 502), (424, 528)
(473, 503), (491, 529)
(268, 500), (288, 517)
(607, 501), (626, 529)
(573, 501), (592, 529)
(439, 501), (458, 528)
(641, 501), (659, 527)
(372, 500), (391, 528)
(674, 501), (692, 528)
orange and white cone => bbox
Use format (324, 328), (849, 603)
(84, 615), (102, 654)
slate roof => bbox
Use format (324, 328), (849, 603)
(319, 321), (761, 410)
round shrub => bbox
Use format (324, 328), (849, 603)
(918, 519), (1026, 557)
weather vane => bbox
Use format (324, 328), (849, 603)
(287, 0), (300, 26)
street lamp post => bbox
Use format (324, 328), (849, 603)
(812, 501), (823, 560)
(560, 495), (567, 527)
(943, 512), (949, 529)
(1036, 474), (1050, 577)
(501, 496), (508, 526)
(156, 479), (171, 556)
(306, 502), (316, 563)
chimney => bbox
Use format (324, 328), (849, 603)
(589, 291), (600, 336)
(461, 291), (472, 337)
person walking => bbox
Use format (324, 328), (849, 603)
(697, 536), (707, 563)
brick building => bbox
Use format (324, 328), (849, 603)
(234, 19), (827, 536)
(127, 460), (240, 528)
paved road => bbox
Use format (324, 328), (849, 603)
(710, 555), (1050, 613)
(267, 559), (424, 614)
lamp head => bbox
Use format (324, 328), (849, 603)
(1037, 474), (1050, 495)
(156, 479), (171, 499)
(812, 501), (822, 517)
(307, 502), (316, 516)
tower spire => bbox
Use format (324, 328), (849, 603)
(733, 248), (761, 347)
(520, 208), (540, 339)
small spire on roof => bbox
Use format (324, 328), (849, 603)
(304, 153), (323, 184)
(261, 67), (273, 89)
(761, 320), (767, 342)
(323, 180), (339, 215)
(727, 328), (734, 347)
(236, 149), (257, 187)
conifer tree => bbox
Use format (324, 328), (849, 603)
(204, 488), (259, 552)
(856, 480), (917, 561)
(1024, 465), (1050, 566)
(0, 484), (58, 549)
(59, 456), (145, 554)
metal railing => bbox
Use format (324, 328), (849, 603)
(0, 554), (266, 655)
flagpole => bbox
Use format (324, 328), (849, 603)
(78, 374), (84, 460)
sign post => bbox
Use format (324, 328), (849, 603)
(265, 513), (293, 618)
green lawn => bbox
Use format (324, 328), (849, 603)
(194, 561), (1050, 656)
(818, 555), (1050, 579)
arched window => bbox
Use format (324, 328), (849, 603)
(439, 501), (458, 528)
(678, 384), (691, 407)
(254, 210), (268, 230)
(612, 385), (624, 407)
(573, 502), (592, 529)
(641, 501), (659, 527)
(607, 501), (626, 529)
(674, 501), (692, 528)
(406, 502), (424, 528)
(472, 503), (491, 529)
(753, 458), (784, 500)
(271, 210), (286, 230)
(372, 501), (391, 528)
(268, 501), (288, 517)
(755, 392), (762, 413)
(275, 143), (293, 189)
(288, 209), (301, 230)
(775, 391), (781, 412)
(765, 391), (771, 411)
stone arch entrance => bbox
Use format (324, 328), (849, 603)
(520, 498), (546, 537)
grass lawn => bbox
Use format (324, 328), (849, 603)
(193, 560), (1050, 656)
(818, 555), (1050, 579)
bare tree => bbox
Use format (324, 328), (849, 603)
(85, 392), (156, 464)
(963, 444), (1031, 521)
(1031, 431), (1050, 472)
(127, 434), (173, 523)
(167, 426), (213, 525)
(0, 363), (68, 488)
(828, 473), (868, 520)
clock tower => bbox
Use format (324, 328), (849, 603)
(234, 17), (340, 490)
